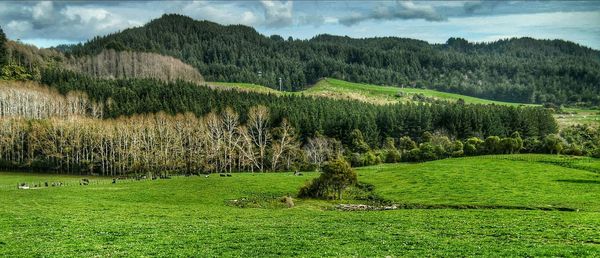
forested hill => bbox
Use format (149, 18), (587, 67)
(64, 14), (600, 106)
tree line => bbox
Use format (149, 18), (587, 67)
(0, 108), (595, 176)
(62, 14), (600, 106)
(40, 68), (558, 146)
(0, 108), (304, 175)
(0, 81), (102, 119)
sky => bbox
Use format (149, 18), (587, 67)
(1, 0), (599, 50)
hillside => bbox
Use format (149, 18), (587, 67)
(65, 14), (600, 106)
(65, 49), (204, 83)
(207, 81), (278, 94)
(2, 40), (65, 80)
(1, 155), (599, 256)
(303, 78), (536, 106)
(211, 78), (599, 127)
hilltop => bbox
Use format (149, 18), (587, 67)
(63, 14), (600, 106)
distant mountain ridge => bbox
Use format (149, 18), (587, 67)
(63, 14), (600, 106)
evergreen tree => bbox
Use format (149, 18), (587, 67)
(0, 26), (7, 67)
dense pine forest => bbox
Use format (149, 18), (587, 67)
(64, 14), (600, 106)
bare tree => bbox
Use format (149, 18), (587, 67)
(247, 105), (271, 172)
(65, 49), (204, 84)
(221, 107), (239, 173)
(304, 133), (333, 169)
(271, 119), (299, 171)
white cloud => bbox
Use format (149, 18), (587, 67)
(339, 0), (446, 26)
(6, 20), (32, 33)
(62, 6), (110, 24)
(32, 1), (53, 21)
(260, 0), (293, 27)
(181, 1), (260, 25)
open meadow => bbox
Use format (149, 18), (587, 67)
(1, 155), (599, 257)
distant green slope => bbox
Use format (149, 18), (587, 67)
(210, 78), (536, 106)
(207, 82), (280, 94)
(305, 78), (537, 106)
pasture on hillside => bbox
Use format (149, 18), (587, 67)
(210, 78), (600, 127)
(303, 78), (533, 106)
(1, 155), (599, 256)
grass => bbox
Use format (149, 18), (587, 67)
(207, 81), (281, 94)
(556, 107), (600, 127)
(304, 78), (535, 106)
(358, 155), (600, 211)
(209, 78), (600, 128)
(1, 154), (599, 256)
(301, 78), (401, 105)
(210, 78), (536, 106)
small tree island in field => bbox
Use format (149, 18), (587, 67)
(299, 158), (357, 200)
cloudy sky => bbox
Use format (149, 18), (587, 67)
(1, 1), (599, 49)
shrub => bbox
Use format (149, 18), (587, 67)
(398, 136), (417, 152)
(419, 142), (437, 161)
(484, 136), (501, 154)
(385, 149), (402, 163)
(362, 151), (380, 166)
(465, 137), (483, 155)
(591, 148), (600, 158)
(349, 153), (363, 167)
(563, 144), (584, 156)
(544, 134), (565, 154)
(402, 148), (421, 162)
(298, 158), (357, 200)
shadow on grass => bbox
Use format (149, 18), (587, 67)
(392, 203), (578, 212)
(555, 179), (600, 184)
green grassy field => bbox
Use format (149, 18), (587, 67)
(207, 81), (281, 94)
(557, 107), (600, 127)
(304, 78), (535, 106)
(1, 154), (599, 256)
